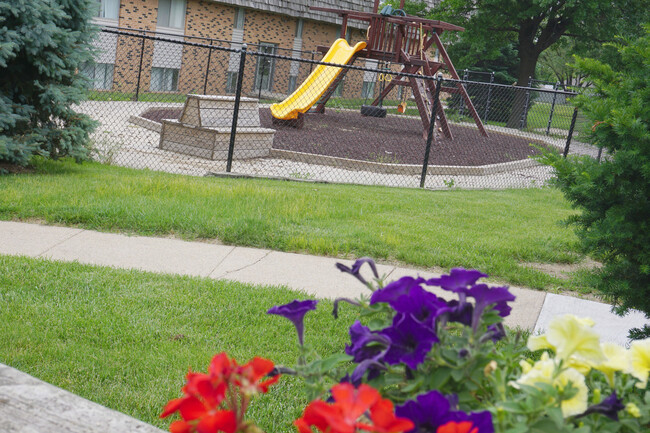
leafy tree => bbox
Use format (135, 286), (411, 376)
(429, 0), (649, 127)
(540, 26), (650, 338)
(0, 0), (97, 168)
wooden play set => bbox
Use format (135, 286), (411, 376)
(310, 0), (487, 138)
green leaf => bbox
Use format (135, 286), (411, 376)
(450, 367), (465, 382)
(318, 354), (352, 373)
(427, 367), (452, 389)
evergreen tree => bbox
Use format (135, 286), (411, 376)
(0, 0), (97, 167)
(541, 26), (650, 338)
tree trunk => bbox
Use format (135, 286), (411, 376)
(505, 48), (539, 129)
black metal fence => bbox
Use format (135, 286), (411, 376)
(78, 29), (598, 189)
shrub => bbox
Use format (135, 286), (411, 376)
(0, 0), (97, 167)
(540, 26), (650, 338)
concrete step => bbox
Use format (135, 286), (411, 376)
(180, 94), (262, 128)
(0, 364), (165, 433)
(159, 119), (275, 160)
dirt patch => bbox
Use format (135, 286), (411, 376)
(140, 107), (550, 166)
(521, 258), (602, 280)
(0, 163), (35, 174)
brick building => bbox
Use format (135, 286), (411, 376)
(86, 0), (439, 98)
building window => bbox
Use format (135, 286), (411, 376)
(333, 80), (344, 97)
(361, 81), (375, 99)
(150, 67), (179, 91)
(288, 76), (298, 93)
(295, 19), (304, 38)
(94, 0), (119, 20)
(80, 62), (114, 90)
(254, 43), (277, 92)
(226, 71), (238, 94)
(157, 0), (186, 29)
(335, 27), (352, 42)
(234, 7), (245, 30)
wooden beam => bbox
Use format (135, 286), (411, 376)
(431, 32), (488, 137)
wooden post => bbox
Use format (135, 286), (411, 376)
(373, 0), (380, 13)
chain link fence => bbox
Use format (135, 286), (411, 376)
(78, 29), (598, 190)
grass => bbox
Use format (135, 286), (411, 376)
(86, 90), (189, 103)
(0, 159), (585, 291)
(0, 255), (357, 432)
(525, 102), (588, 132)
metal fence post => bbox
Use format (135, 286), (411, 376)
(134, 35), (146, 101)
(420, 74), (443, 188)
(519, 76), (532, 129)
(563, 107), (579, 158)
(203, 42), (213, 95)
(459, 69), (468, 117)
(484, 71), (494, 121)
(545, 81), (560, 135)
(226, 44), (247, 173)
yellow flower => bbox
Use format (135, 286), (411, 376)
(595, 342), (628, 387)
(515, 354), (588, 418)
(555, 368), (589, 418)
(625, 402), (641, 418)
(628, 338), (650, 389)
(519, 359), (533, 374)
(545, 315), (605, 364)
(516, 355), (556, 388)
(528, 334), (553, 352)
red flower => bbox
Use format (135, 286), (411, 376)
(295, 384), (413, 433)
(162, 353), (280, 433)
(237, 357), (280, 394)
(362, 399), (414, 433)
(437, 421), (479, 433)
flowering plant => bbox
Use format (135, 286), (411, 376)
(163, 259), (650, 433)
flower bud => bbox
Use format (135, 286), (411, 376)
(592, 388), (601, 402)
(625, 403), (641, 418)
(484, 360), (498, 376)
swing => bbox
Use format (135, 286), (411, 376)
(397, 89), (408, 113)
(360, 60), (387, 118)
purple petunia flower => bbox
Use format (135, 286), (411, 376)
(370, 276), (427, 305)
(336, 257), (379, 286)
(578, 392), (625, 421)
(467, 284), (515, 330)
(389, 285), (451, 329)
(345, 321), (391, 382)
(396, 390), (494, 433)
(380, 313), (439, 369)
(345, 321), (391, 362)
(442, 299), (474, 327)
(267, 299), (318, 346)
(426, 268), (488, 294)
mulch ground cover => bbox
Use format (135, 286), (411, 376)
(141, 107), (548, 166)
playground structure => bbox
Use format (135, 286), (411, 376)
(270, 0), (487, 139)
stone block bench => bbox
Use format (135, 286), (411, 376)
(159, 94), (275, 160)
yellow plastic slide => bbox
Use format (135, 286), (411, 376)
(270, 39), (367, 120)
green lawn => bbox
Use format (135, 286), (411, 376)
(86, 90), (188, 103)
(525, 102), (588, 132)
(0, 255), (356, 432)
(0, 159), (584, 291)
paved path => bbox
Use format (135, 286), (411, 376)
(0, 220), (647, 432)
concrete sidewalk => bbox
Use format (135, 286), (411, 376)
(1, 220), (648, 433)
(1, 220), (646, 342)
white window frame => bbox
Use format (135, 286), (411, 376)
(157, 0), (186, 30)
(150, 67), (179, 92)
(81, 62), (114, 90)
(254, 43), (277, 92)
(234, 7), (245, 30)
